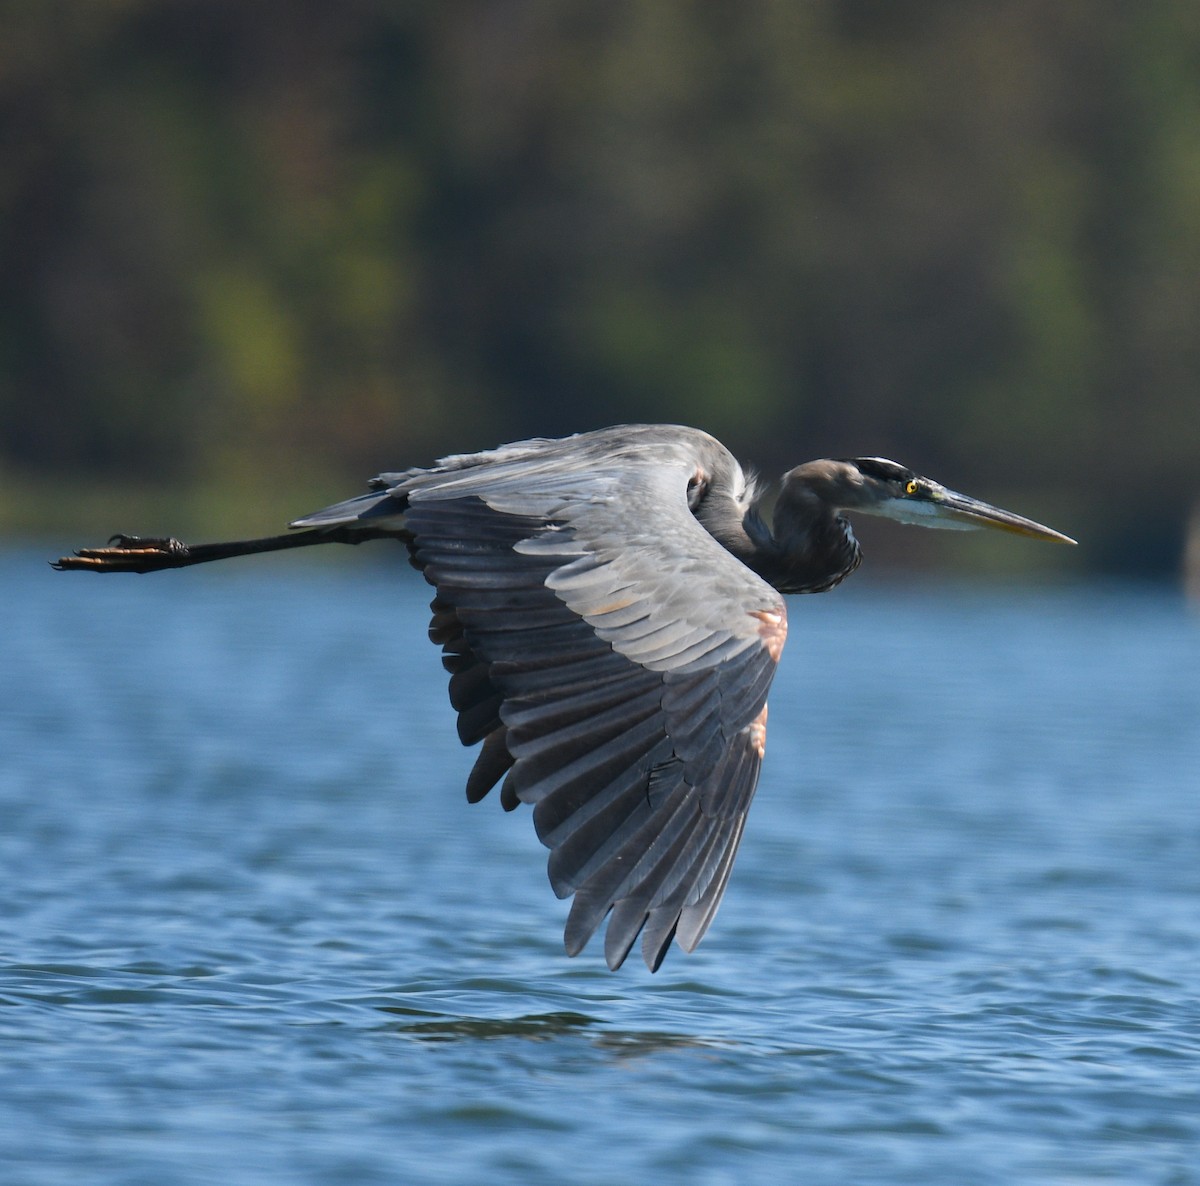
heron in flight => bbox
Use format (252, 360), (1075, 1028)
(56, 425), (1075, 971)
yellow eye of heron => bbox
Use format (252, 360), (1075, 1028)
(905, 479), (920, 496)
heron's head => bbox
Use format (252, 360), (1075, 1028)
(783, 457), (1076, 544)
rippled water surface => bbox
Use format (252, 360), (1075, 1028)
(3, 548), (1199, 1185)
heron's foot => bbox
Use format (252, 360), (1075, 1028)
(52, 535), (192, 573)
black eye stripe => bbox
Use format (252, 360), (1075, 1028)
(848, 457), (914, 484)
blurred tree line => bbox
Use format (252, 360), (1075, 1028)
(2, 0), (1198, 571)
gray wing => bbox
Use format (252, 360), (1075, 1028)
(300, 428), (788, 970)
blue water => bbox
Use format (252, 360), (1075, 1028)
(3, 547), (1199, 1185)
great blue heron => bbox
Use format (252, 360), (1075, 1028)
(55, 424), (1075, 970)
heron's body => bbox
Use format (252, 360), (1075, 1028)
(56, 424), (1074, 970)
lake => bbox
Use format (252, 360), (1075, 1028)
(2, 547), (1198, 1185)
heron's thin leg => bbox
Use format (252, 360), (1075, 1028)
(53, 526), (396, 573)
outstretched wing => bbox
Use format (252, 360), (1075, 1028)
(298, 428), (788, 970)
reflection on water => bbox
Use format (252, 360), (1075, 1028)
(2, 549), (1199, 1186)
(375, 1006), (732, 1059)
(379, 1008), (598, 1042)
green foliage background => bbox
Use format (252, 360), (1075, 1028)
(3, 1), (1198, 571)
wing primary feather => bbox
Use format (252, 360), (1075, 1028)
(641, 914), (681, 973)
(447, 661), (496, 711)
(465, 729), (515, 804)
(454, 693), (504, 746)
(565, 779), (694, 961)
(510, 712), (668, 805)
(542, 763), (665, 894)
(537, 760), (653, 855)
(602, 792), (731, 969)
(675, 815), (749, 951)
(507, 684), (663, 764)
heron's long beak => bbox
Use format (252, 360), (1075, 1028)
(929, 487), (1076, 544)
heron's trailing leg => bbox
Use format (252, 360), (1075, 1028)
(53, 526), (397, 573)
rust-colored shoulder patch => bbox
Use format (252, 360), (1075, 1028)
(749, 605), (788, 663)
(747, 703), (769, 758)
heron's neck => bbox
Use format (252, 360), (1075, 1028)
(750, 503), (863, 595)
(696, 486), (863, 595)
